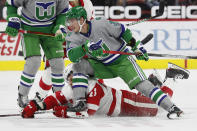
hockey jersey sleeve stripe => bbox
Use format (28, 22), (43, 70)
(119, 24), (126, 39)
(61, 8), (69, 14)
(107, 88), (117, 116)
(102, 48), (128, 65)
(123, 98), (158, 108)
(101, 42), (128, 65)
(111, 90), (122, 116)
(87, 103), (99, 111)
(101, 43), (124, 62)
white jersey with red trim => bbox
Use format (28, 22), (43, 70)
(61, 79), (122, 116)
(61, 79), (158, 117)
(87, 80), (122, 116)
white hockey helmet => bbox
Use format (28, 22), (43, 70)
(64, 63), (74, 81)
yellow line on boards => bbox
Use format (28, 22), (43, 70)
(0, 59), (197, 71)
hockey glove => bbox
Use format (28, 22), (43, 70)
(67, 99), (87, 112)
(5, 17), (21, 37)
(53, 106), (68, 118)
(21, 100), (38, 118)
(53, 25), (67, 41)
(132, 41), (149, 61)
(83, 39), (103, 58)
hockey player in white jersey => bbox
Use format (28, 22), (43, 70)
(34, 0), (95, 103)
(5, 0), (70, 108)
(21, 63), (189, 119)
(63, 6), (185, 119)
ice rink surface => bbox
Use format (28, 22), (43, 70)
(0, 69), (197, 130)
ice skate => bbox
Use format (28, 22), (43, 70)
(17, 93), (29, 108)
(167, 105), (183, 119)
(164, 63), (190, 82)
(148, 69), (163, 87)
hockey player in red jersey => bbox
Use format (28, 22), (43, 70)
(22, 63), (189, 119)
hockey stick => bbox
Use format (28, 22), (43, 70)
(102, 32), (197, 59)
(0, 110), (87, 119)
(147, 53), (197, 59)
(103, 51), (197, 59)
(0, 30), (55, 37)
(126, 0), (165, 26)
(0, 110), (52, 117)
(103, 33), (154, 55)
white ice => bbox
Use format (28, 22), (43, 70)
(0, 70), (197, 130)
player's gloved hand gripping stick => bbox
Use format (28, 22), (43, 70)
(103, 33), (153, 60)
(83, 39), (103, 57)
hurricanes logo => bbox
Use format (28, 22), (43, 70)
(35, 1), (56, 20)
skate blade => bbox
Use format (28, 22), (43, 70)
(168, 111), (184, 120)
(168, 62), (190, 75)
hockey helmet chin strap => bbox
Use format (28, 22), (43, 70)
(78, 19), (86, 33)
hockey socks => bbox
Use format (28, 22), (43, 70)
(135, 80), (174, 112)
(72, 73), (88, 99)
(51, 73), (65, 92)
(19, 71), (35, 94)
(149, 87), (168, 106)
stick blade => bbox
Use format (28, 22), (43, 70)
(141, 33), (153, 45)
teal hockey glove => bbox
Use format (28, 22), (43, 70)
(83, 40), (103, 58)
(132, 41), (149, 61)
(5, 17), (21, 37)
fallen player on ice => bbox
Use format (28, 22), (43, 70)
(21, 62), (189, 119)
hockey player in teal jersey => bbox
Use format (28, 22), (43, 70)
(5, 0), (69, 108)
(64, 6), (183, 119)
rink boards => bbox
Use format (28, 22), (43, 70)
(0, 20), (197, 70)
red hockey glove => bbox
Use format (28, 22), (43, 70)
(53, 106), (68, 118)
(22, 100), (38, 118)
